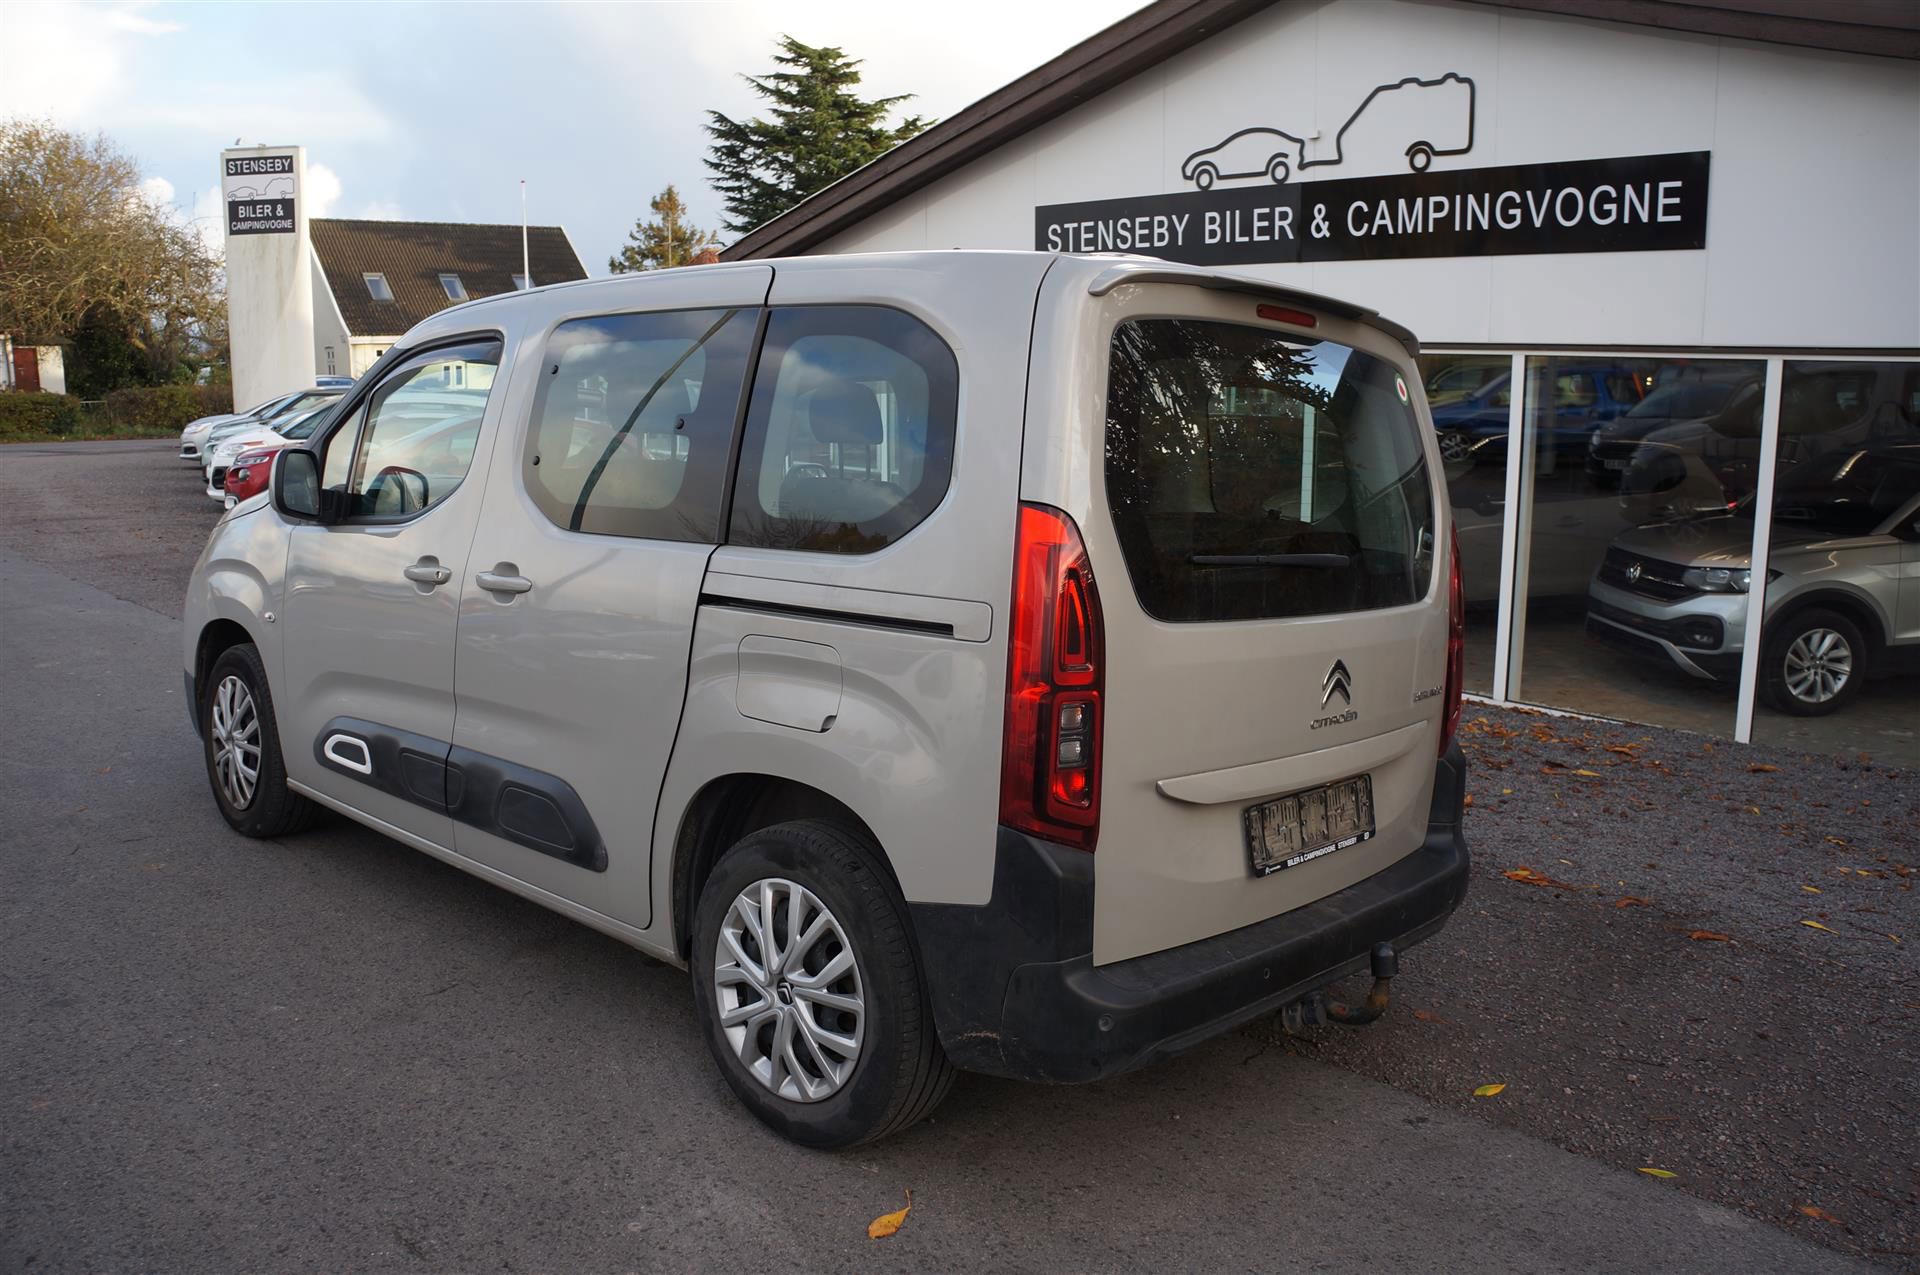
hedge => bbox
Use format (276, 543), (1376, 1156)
(103, 384), (234, 431)
(0, 392), (82, 438)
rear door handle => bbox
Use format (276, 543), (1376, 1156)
(403, 560), (451, 586)
(476, 571), (533, 595)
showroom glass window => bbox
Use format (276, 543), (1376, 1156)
(1418, 353), (1510, 694)
(1753, 361), (1920, 762)
(1511, 354), (1762, 735)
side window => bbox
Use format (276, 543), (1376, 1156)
(523, 308), (756, 542)
(729, 305), (958, 554)
(323, 338), (502, 520)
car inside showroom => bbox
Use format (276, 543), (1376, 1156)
(724, 0), (1920, 766)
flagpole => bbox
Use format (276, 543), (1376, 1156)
(520, 179), (531, 288)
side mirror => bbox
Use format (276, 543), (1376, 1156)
(272, 448), (323, 522)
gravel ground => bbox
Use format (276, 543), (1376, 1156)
(7, 440), (1918, 1267)
(1271, 709), (1919, 1266)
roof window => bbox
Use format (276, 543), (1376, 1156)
(439, 273), (467, 301)
(363, 272), (393, 302)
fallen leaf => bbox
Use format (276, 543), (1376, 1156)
(1638, 1167), (1677, 1179)
(1472, 1083), (1506, 1097)
(1412, 1008), (1450, 1024)
(1462, 794), (1474, 808)
(1615, 896), (1650, 909)
(1688, 930), (1732, 942)
(1801, 920), (1835, 934)
(1801, 885), (1822, 894)
(1798, 1205), (1842, 1224)
(1746, 763), (1779, 774)
(1503, 866), (1575, 889)
(97, 765), (112, 774)
(1825, 836), (1850, 846)
(1501, 788), (1514, 796)
(1571, 768), (1602, 778)
(867, 1189), (913, 1240)
(1603, 744), (1640, 757)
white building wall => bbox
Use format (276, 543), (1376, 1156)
(815, 0), (1920, 350)
(34, 346), (66, 395)
(221, 146), (316, 408)
(310, 248), (350, 379)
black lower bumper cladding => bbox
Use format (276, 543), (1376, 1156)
(910, 744), (1473, 1083)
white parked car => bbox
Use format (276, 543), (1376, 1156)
(183, 388), (341, 466)
(202, 406), (334, 501)
(200, 390), (342, 488)
(182, 252), (1469, 1147)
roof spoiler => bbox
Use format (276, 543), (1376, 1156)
(1084, 261), (1419, 357)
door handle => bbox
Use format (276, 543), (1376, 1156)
(403, 560), (451, 586)
(476, 570), (533, 595)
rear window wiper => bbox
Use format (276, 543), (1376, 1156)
(1188, 553), (1351, 568)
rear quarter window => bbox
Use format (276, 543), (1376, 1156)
(1104, 318), (1435, 623)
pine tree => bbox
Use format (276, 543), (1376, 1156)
(607, 184), (722, 272)
(705, 36), (931, 234)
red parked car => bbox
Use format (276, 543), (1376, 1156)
(222, 447), (280, 506)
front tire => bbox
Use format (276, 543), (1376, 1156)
(690, 819), (953, 1148)
(1762, 608), (1867, 716)
(201, 643), (319, 837)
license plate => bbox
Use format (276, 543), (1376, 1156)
(1243, 776), (1375, 877)
(1602, 458), (1630, 471)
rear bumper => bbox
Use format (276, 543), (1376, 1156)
(911, 746), (1472, 1084)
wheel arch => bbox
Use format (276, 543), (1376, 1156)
(191, 617), (262, 734)
(1767, 587), (1889, 662)
(669, 774), (897, 962)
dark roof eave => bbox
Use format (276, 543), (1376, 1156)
(722, 0), (1920, 261)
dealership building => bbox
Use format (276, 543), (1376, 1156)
(727, 0), (1920, 764)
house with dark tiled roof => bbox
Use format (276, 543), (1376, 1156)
(308, 218), (587, 377)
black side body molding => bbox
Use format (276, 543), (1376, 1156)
(313, 717), (609, 872)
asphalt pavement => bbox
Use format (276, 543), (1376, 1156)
(0, 441), (1905, 1273)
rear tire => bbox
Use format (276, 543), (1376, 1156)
(1761, 608), (1867, 716)
(201, 643), (320, 837)
(690, 819), (954, 1148)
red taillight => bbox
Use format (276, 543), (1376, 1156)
(1439, 522), (1465, 757)
(1000, 503), (1103, 850)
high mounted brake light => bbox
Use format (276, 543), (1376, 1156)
(999, 503), (1103, 850)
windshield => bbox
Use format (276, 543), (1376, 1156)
(264, 391), (339, 421)
(1105, 318), (1435, 622)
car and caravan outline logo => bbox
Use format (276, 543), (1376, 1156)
(1181, 72), (1477, 190)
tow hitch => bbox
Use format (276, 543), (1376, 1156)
(1280, 943), (1398, 1033)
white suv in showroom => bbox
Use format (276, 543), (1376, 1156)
(1586, 450), (1920, 714)
(182, 252), (1469, 1146)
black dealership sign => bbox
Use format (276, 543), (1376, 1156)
(223, 153), (298, 236)
(1035, 151), (1709, 265)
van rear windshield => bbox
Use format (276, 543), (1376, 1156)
(1104, 318), (1435, 623)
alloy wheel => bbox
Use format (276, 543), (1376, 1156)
(712, 877), (865, 1103)
(210, 674), (262, 809)
(1783, 628), (1852, 704)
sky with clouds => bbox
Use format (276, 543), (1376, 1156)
(1, 0), (1141, 273)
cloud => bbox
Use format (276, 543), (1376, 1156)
(357, 200), (406, 221)
(305, 162), (342, 217)
(140, 175), (176, 206)
(106, 8), (184, 36)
